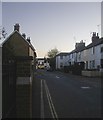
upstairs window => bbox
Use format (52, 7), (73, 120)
(92, 47), (95, 54)
(60, 56), (63, 59)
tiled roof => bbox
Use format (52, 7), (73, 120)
(0, 30), (35, 51)
(68, 38), (103, 54)
(56, 52), (69, 56)
(85, 38), (103, 49)
(68, 47), (85, 54)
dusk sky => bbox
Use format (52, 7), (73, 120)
(2, 1), (101, 57)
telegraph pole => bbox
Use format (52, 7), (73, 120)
(97, 24), (101, 37)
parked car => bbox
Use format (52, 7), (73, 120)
(38, 65), (45, 69)
(46, 67), (53, 71)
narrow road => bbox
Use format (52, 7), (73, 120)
(32, 69), (101, 119)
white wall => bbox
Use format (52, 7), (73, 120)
(56, 55), (69, 69)
(83, 45), (102, 69)
(101, 43), (103, 59)
(95, 45), (101, 68)
(0, 47), (2, 119)
(68, 52), (77, 65)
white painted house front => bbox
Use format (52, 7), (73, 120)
(68, 40), (85, 65)
(56, 52), (69, 69)
(83, 33), (103, 70)
(55, 32), (103, 72)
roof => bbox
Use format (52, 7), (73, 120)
(76, 46), (86, 53)
(56, 52), (69, 56)
(85, 38), (103, 49)
(0, 30), (35, 51)
(68, 38), (103, 54)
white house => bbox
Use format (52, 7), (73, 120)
(83, 32), (103, 70)
(56, 41), (86, 70)
(67, 40), (85, 65)
(56, 52), (69, 69)
(72, 33), (103, 70)
(68, 50), (77, 65)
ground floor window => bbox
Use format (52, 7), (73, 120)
(89, 61), (92, 69)
(85, 61), (88, 69)
(60, 62), (63, 68)
(101, 59), (103, 68)
(92, 60), (95, 68)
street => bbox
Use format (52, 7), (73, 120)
(32, 69), (101, 119)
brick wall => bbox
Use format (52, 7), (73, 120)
(16, 56), (33, 118)
(16, 61), (31, 77)
(16, 77), (32, 118)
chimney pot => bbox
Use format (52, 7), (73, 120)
(22, 33), (26, 39)
(27, 37), (31, 43)
(14, 23), (20, 32)
(92, 32), (99, 43)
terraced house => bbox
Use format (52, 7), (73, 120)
(56, 32), (103, 76)
(83, 32), (103, 70)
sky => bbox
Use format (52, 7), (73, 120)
(1, 1), (101, 57)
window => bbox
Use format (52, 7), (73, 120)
(92, 60), (95, 68)
(60, 56), (63, 59)
(101, 59), (103, 68)
(60, 62), (63, 68)
(101, 47), (103, 53)
(89, 61), (92, 69)
(86, 61), (88, 69)
(92, 47), (95, 54)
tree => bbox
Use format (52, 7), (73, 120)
(47, 48), (59, 58)
(0, 27), (7, 39)
(47, 48), (59, 70)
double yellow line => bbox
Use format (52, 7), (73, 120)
(41, 79), (58, 119)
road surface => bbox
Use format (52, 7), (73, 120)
(32, 69), (101, 119)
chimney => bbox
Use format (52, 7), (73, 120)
(92, 32), (99, 43)
(22, 33), (26, 39)
(27, 37), (31, 43)
(75, 40), (85, 50)
(14, 23), (20, 32)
